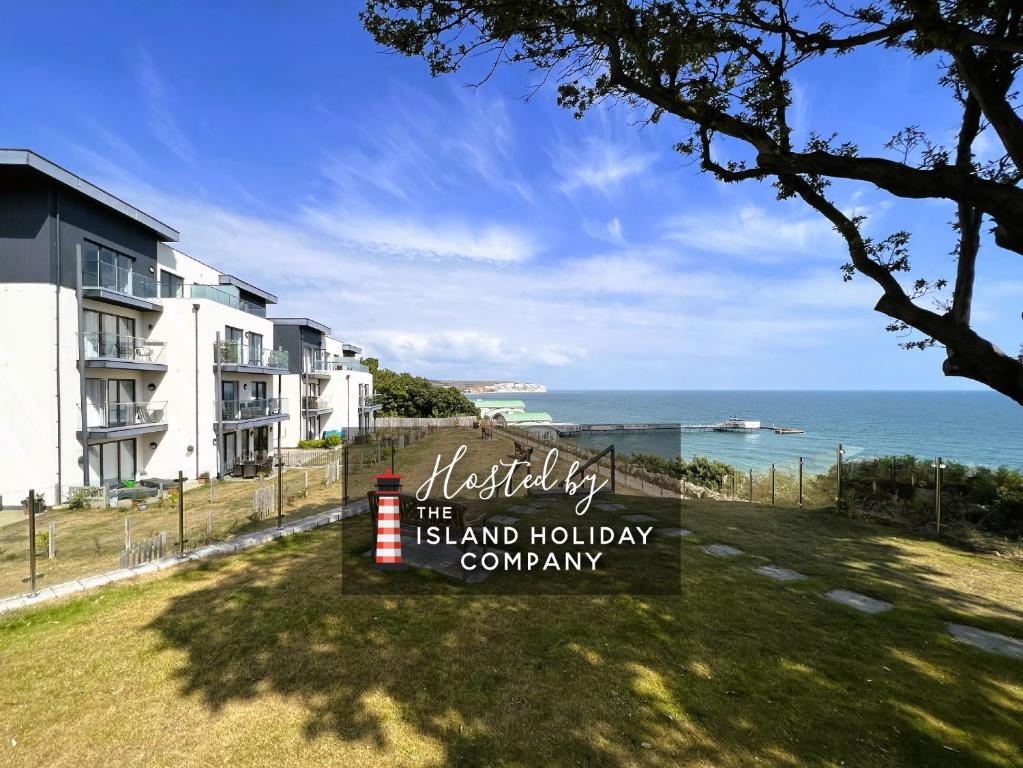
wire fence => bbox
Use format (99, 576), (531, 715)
(1, 428), (432, 602)
(5, 424), (1020, 602)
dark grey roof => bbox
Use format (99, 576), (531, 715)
(0, 149), (179, 242)
(270, 317), (330, 335)
(218, 274), (278, 304)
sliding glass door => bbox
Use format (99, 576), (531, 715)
(87, 438), (136, 487)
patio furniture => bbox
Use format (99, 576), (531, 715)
(243, 462), (258, 479)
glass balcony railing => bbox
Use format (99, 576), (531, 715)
(189, 284), (267, 317)
(219, 398), (287, 422)
(90, 401), (167, 428)
(359, 395), (380, 411)
(303, 395), (332, 411)
(308, 354), (368, 374)
(216, 340), (289, 370)
(82, 257), (158, 299)
(83, 332), (166, 364)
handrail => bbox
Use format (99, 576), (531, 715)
(82, 256), (158, 299)
(219, 398), (287, 421)
(215, 340), (289, 369)
(93, 401), (168, 428)
(83, 332), (166, 363)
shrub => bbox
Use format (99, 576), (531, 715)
(66, 490), (90, 510)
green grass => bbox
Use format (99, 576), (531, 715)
(1, 488), (1021, 767)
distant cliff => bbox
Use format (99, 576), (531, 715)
(432, 380), (547, 394)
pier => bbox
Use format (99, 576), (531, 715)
(554, 420), (803, 437)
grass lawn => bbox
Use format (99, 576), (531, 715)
(1, 433), (1021, 767)
(1, 427), (599, 599)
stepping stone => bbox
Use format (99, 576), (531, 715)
(755, 565), (807, 582)
(508, 504), (539, 514)
(622, 514), (657, 523)
(702, 544), (743, 557)
(946, 623), (1023, 660)
(656, 528), (692, 538)
(594, 502), (627, 512)
(825, 589), (892, 614)
(487, 515), (519, 526)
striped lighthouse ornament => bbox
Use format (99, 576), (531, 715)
(373, 471), (406, 570)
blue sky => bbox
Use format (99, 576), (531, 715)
(2, 2), (1020, 390)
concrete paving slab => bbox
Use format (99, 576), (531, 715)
(755, 565), (807, 582)
(508, 505), (539, 514)
(594, 502), (627, 512)
(947, 623), (1023, 660)
(622, 514), (657, 523)
(825, 589), (892, 614)
(702, 544), (743, 557)
(656, 528), (692, 537)
(487, 515), (519, 526)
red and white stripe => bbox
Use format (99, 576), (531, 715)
(375, 496), (402, 563)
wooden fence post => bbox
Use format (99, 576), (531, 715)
(27, 490), (38, 595)
(798, 457), (804, 509)
(177, 470), (185, 556)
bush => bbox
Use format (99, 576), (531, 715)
(66, 490), (90, 510)
(625, 452), (736, 490)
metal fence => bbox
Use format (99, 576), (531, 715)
(1, 429), (434, 603)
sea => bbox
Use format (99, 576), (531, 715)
(508, 390), (1023, 474)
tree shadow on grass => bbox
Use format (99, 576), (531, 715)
(145, 509), (1023, 767)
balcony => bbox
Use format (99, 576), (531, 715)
(82, 256), (161, 312)
(308, 353), (369, 375)
(303, 395), (333, 414)
(359, 395), (382, 413)
(82, 401), (168, 441)
(190, 284), (267, 317)
(218, 398), (289, 426)
(83, 332), (167, 372)
(215, 340), (289, 374)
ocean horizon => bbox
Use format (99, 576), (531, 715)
(504, 389), (1023, 474)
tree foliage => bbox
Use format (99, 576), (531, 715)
(372, 367), (481, 417)
(362, 0), (1023, 405)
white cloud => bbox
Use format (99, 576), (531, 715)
(301, 207), (537, 263)
(554, 139), (655, 195)
(665, 205), (840, 261)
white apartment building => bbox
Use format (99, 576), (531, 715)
(272, 320), (378, 445)
(0, 149), (375, 504)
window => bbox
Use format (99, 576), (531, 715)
(87, 438), (136, 487)
(251, 380), (267, 401)
(83, 241), (137, 293)
(159, 270), (184, 298)
(248, 332), (263, 366)
(223, 326), (243, 363)
(254, 426), (269, 455)
(85, 378), (135, 427)
(84, 310), (135, 359)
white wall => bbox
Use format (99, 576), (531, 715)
(0, 284), (80, 504)
(147, 295), (286, 479)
